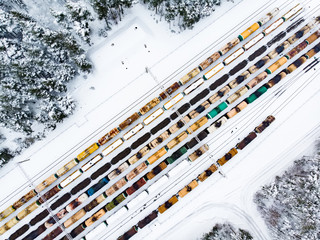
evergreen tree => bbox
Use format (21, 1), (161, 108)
(254, 152), (320, 240)
(0, 8), (91, 136)
(201, 222), (253, 240)
(52, 0), (95, 45)
(90, 0), (112, 29)
(90, 0), (133, 29)
(0, 148), (14, 167)
(142, 0), (226, 30)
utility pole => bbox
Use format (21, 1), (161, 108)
(146, 66), (167, 94)
(218, 168), (227, 178)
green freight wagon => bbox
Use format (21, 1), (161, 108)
(246, 86), (268, 104)
(207, 102), (228, 119)
(166, 146), (188, 164)
(105, 193), (126, 211)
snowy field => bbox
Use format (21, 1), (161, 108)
(1, 0), (320, 239)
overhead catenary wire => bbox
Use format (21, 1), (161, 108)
(1, 2), (318, 240)
(100, 23), (320, 239)
(60, 6), (320, 240)
(98, 41), (320, 240)
(0, 0), (291, 211)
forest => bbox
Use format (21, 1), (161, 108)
(200, 222), (253, 240)
(254, 141), (320, 240)
(0, 0), (229, 166)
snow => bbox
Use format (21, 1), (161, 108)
(1, 0), (320, 239)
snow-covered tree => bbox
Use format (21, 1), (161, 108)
(254, 147), (320, 240)
(90, 0), (133, 29)
(52, 0), (94, 45)
(142, 0), (225, 30)
(0, 8), (91, 136)
(0, 148), (14, 167)
(36, 95), (75, 130)
(201, 222), (253, 240)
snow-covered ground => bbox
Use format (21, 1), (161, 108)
(1, 0), (320, 239)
